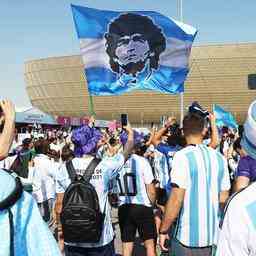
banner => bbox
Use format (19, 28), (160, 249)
(15, 107), (57, 125)
(71, 5), (197, 96)
(57, 117), (71, 126)
(71, 117), (81, 126)
(95, 119), (111, 128)
(213, 104), (238, 129)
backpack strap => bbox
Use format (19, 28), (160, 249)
(0, 171), (23, 256)
(83, 157), (101, 183)
(9, 154), (21, 174)
(0, 174), (23, 210)
(66, 160), (77, 182)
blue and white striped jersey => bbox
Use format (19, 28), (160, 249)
(171, 144), (230, 247)
(56, 153), (125, 248)
(156, 143), (181, 170)
(117, 154), (154, 207)
(0, 169), (61, 256)
(154, 149), (170, 190)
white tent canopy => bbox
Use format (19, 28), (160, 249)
(15, 107), (57, 125)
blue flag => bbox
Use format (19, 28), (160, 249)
(213, 104), (238, 129)
(71, 5), (197, 96)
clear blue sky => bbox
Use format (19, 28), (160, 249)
(1, 0), (256, 107)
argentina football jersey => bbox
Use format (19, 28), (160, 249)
(154, 149), (170, 190)
(171, 144), (230, 247)
(56, 153), (125, 248)
(116, 154), (154, 207)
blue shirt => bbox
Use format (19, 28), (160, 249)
(236, 155), (256, 182)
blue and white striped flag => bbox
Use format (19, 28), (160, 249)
(71, 5), (197, 96)
(213, 104), (238, 129)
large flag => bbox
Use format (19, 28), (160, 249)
(213, 104), (238, 129)
(71, 5), (197, 96)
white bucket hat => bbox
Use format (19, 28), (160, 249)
(241, 100), (256, 160)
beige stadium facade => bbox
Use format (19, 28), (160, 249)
(25, 43), (256, 125)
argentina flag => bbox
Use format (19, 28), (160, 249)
(213, 104), (238, 129)
(71, 4), (197, 96)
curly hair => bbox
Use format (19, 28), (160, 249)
(105, 13), (166, 73)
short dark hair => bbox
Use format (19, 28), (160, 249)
(238, 125), (244, 137)
(105, 13), (166, 73)
(61, 145), (74, 162)
(34, 139), (50, 155)
(183, 114), (205, 137)
(22, 138), (32, 147)
(233, 137), (242, 152)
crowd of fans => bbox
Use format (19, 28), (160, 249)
(0, 99), (256, 256)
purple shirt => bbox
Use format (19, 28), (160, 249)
(236, 156), (256, 182)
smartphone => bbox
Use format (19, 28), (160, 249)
(121, 114), (128, 127)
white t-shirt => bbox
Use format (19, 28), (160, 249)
(56, 153), (125, 248)
(117, 154), (154, 207)
(31, 154), (57, 203)
(50, 143), (61, 152)
(216, 182), (256, 256)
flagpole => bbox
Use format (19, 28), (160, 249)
(88, 93), (96, 116)
(179, 0), (184, 127)
(85, 71), (95, 116)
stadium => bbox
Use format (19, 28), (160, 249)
(25, 43), (256, 125)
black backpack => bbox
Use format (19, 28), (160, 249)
(0, 170), (23, 256)
(60, 157), (105, 243)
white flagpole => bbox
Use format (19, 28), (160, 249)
(179, 0), (184, 127)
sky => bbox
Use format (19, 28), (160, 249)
(1, 0), (256, 107)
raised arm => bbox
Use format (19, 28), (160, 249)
(0, 100), (15, 160)
(152, 117), (176, 146)
(122, 124), (134, 161)
(145, 127), (156, 146)
(208, 113), (219, 149)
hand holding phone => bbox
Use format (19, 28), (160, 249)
(121, 114), (128, 127)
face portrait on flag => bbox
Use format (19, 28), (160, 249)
(71, 5), (197, 96)
(105, 13), (166, 86)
